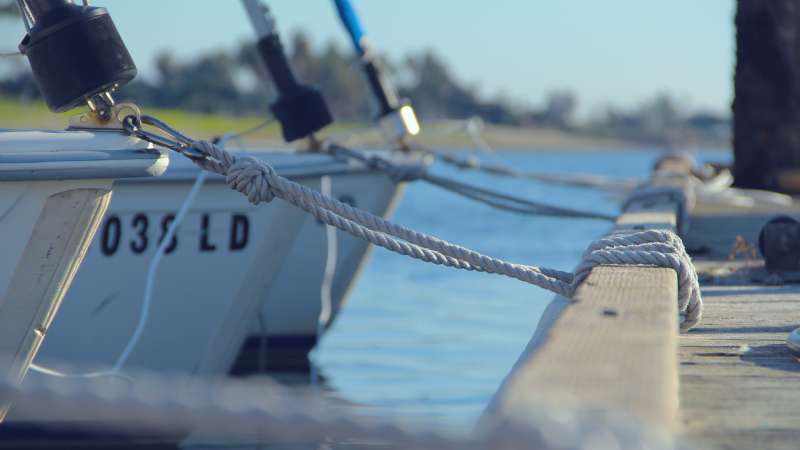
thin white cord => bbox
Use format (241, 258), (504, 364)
(318, 176), (337, 331)
(311, 175), (338, 386)
(113, 170), (209, 372)
(29, 162), (210, 379)
(112, 128), (261, 372)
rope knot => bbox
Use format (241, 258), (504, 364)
(226, 156), (278, 205)
(187, 141), (279, 205)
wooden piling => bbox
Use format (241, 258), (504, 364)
(733, 1), (800, 192)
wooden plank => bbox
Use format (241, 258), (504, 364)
(668, 186), (800, 449)
(679, 282), (800, 450)
(484, 267), (679, 428)
(481, 168), (692, 431)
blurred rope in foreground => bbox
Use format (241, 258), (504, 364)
(5, 365), (685, 450)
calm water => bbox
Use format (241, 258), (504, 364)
(313, 148), (730, 432)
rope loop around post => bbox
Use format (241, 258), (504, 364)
(575, 229), (702, 330)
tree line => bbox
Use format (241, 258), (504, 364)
(0, 4), (727, 146)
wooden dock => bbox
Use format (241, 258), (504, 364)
(680, 206), (800, 449)
(484, 158), (800, 449)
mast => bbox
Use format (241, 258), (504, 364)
(241, 0), (332, 144)
(332, 0), (420, 147)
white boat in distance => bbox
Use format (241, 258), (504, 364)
(33, 147), (417, 376)
(0, 129), (167, 417)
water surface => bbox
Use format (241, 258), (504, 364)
(314, 148), (730, 432)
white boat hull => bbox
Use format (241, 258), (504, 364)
(33, 150), (409, 377)
(0, 130), (167, 417)
(36, 172), (307, 375)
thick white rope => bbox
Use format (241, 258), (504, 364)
(192, 141), (575, 296)
(188, 140), (702, 330)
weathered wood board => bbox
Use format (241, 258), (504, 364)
(680, 282), (800, 450)
(482, 166), (691, 432)
(485, 266), (679, 428)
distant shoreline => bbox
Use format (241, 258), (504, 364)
(320, 123), (730, 152)
(0, 97), (729, 152)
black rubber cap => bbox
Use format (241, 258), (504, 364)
(270, 85), (332, 142)
(19, 4), (136, 112)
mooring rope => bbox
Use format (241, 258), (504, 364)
(429, 150), (639, 192)
(120, 114), (701, 328)
(185, 139), (701, 329)
(402, 116), (638, 192)
(325, 144), (617, 221)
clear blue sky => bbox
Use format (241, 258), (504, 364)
(1, 0), (734, 116)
